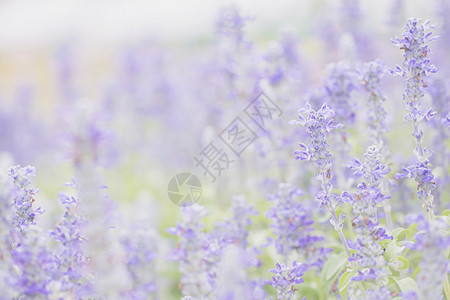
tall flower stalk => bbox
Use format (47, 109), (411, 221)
(266, 183), (331, 269)
(290, 102), (350, 257)
(392, 18), (439, 221)
(359, 60), (393, 229)
(167, 205), (214, 298)
(50, 190), (90, 297)
(343, 145), (393, 299)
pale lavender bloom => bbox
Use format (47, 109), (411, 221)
(406, 214), (449, 299)
(290, 102), (350, 257)
(391, 18), (439, 156)
(323, 62), (358, 127)
(207, 196), (261, 291)
(266, 183), (330, 270)
(49, 191), (91, 298)
(215, 245), (266, 300)
(8, 165), (43, 242)
(358, 60), (389, 149)
(392, 18), (440, 220)
(343, 146), (392, 298)
(121, 228), (159, 299)
(358, 62), (394, 228)
(0, 155), (14, 296)
(9, 231), (55, 298)
(427, 79), (450, 208)
(266, 261), (305, 300)
(214, 195), (258, 248)
(167, 205), (214, 298)
(394, 161), (436, 216)
(58, 99), (116, 169)
(322, 62), (357, 188)
(339, 0), (373, 58)
(215, 4), (250, 42)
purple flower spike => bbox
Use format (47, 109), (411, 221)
(267, 261), (305, 299)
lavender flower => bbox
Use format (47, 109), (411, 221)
(266, 261), (305, 300)
(49, 191), (90, 298)
(358, 61), (394, 228)
(266, 183), (330, 270)
(121, 228), (159, 299)
(214, 245), (266, 300)
(392, 18), (440, 221)
(167, 204), (213, 298)
(8, 166), (43, 243)
(290, 102), (350, 257)
(215, 195), (258, 248)
(406, 214), (449, 299)
(207, 196), (262, 295)
(9, 230), (55, 298)
(322, 62), (357, 188)
(392, 18), (439, 156)
(427, 79), (450, 209)
(343, 146), (392, 299)
(359, 60), (388, 150)
(323, 62), (357, 127)
(0, 155), (14, 296)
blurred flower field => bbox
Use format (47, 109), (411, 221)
(0, 1), (449, 299)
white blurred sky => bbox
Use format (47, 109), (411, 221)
(0, 0), (436, 51)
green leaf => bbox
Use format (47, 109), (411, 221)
(389, 256), (409, 271)
(319, 253), (348, 298)
(391, 227), (411, 240)
(384, 240), (405, 261)
(393, 278), (419, 294)
(339, 268), (360, 292)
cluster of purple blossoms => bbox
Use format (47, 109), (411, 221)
(121, 228), (159, 298)
(290, 102), (350, 257)
(266, 183), (330, 270)
(358, 60), (394, 228)
(266, 261), (305, 300)
(8, 166), (43, 242)
(358, 60), (388, 149)
(167, 205), (214, 298)
(323, 62), (357, 127)
(322, 62), (358, 188)
(211, 197), (265, 300)
(404, 214), (449, 299)
(214, 195), (258, 248)
(343, 146), (393, 299)
(392, 18), (439, 128)
(168, 198), (266, 299)
(49, 190), (90, 297)
(392, 18), (440, 221)
(6, 166), (53, 297)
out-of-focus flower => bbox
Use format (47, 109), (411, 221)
(405, 214), (449, 299)
(121, 228), (159, 299)
(49, 191), (91, 298)
(215, 245), (266, 300)
(167, 205), (214, 298)
(266, 183), (330, 270)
